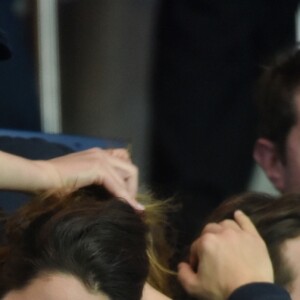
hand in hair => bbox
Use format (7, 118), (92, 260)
(177, 210), (274, 300)
(37, 148), (143, 210)
(0, 148), (143, 210)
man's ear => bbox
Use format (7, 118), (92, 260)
(253, 138), (286, 191)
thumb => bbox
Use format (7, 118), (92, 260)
(177, 262), (199, 295)
(234, 210), (259, 235)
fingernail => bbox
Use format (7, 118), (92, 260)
(235, 210), (244, 215)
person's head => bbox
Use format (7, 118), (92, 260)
(0, 186), (173, 300)
(254, 46), (300, 192)
(204, 192), (300, 299)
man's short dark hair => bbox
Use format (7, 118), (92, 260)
(256, 46), (300, 160)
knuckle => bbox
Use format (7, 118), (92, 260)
(201, 233), (217, 248)
(203, 223), (216, 232)
(130, 165), (138, 175)
(185, 282), (196, 294)
(117, 148), (128, 154)
(87, 147), (104, 155)
(219, 219), (234, 227)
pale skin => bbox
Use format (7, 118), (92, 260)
(177, 211), (274, 300)
(3, 274), (170, 300)
(254, 93), (300, 193)
(142, 283), (171, 300)
(0, 148), (143, 210)
(281, 236), (300, 300)
(3, 273), (110, 300)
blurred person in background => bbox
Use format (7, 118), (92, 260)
(254, 46), (300, 195)
(150, 0), (300, 256)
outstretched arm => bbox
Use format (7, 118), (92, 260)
(0, 148), (143, 210)
(178, 210), (280, 300)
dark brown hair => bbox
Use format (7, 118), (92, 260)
(256, 46), (300, 160)
(0, 186), (158, 300)
(204, 192), (300, 290)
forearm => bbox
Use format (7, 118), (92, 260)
(0, 148), (142, 209)
(0, 151), (55, 192)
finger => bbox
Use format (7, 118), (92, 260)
(201, 222), (222, 235)
(100, 170), (130, 199)
(234, 210), (259, 235)
(188, 238), (205, 268)
(106, 148), (131, 161)
(105, 164), (130, 191)
(105, 155), (138, 198)
(102, 176), (143, 210)
(124, 165), (138, 198)
(97, 169), (144, 211)
(177, 262), (199, 295)
(218, 219), (241, 231)
(189, 230), (222, 270)
(92, 150), (138, 198)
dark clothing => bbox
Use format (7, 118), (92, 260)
(229, 283), (291, 300)
(0, 0), (40, 130)
(0, 136), (72, 158)
(151, 0), (300, 250)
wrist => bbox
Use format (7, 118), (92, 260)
(33, 160), (63, 191)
